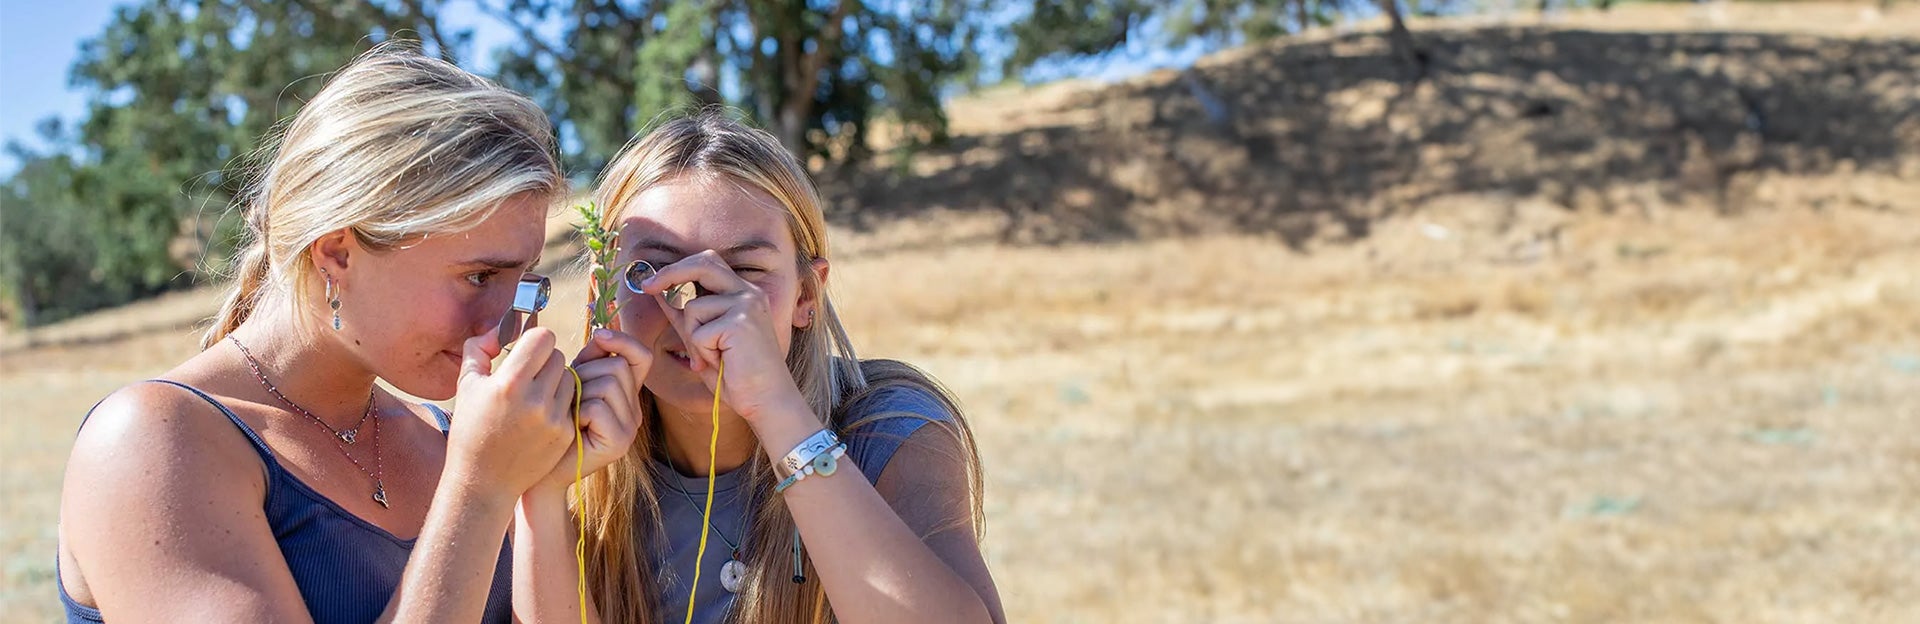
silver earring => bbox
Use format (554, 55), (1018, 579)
(323, 269), (342, 330)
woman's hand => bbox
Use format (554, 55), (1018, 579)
(634, 249), (809, 423)
(447, 326), (578, 500)
(529, 328), (652, 496)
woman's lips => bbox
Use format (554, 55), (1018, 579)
(663, 346), (693, 367)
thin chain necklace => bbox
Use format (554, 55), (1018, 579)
(231, 336), (373, 445)
(230, 335), (390, 509)
(663, 471), (749, 593)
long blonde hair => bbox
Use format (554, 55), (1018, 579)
(202, 41), (562, 348)
(578, 110), (986, 623)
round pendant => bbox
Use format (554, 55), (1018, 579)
(720, 559), (748, 593)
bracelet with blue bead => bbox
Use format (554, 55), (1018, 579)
(776, 442), (848, 493)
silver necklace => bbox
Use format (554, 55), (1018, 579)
(230, 336), (373, 445)
(664, 475), (749, 593)
(230, 336), (389, 508)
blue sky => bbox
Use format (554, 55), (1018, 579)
(1, 0), (122, 170)
(0, 0), (1217, 176)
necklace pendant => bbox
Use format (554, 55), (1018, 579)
(372, 484), (389, 509)
(720, 558), (747, 593)
(338, 428), (358, 444)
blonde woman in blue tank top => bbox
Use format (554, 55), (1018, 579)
(510, 112), (1005, 624)
(55, 43), (651, 623)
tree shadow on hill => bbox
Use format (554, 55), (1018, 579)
(822, 27), (1920, 248)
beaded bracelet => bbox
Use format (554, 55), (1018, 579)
(776, 442), (848, 493)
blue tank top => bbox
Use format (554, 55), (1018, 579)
(58, 379), (514, 624)
(657, 384), (955, 623)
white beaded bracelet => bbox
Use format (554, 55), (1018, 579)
(776, 442), (847, 493)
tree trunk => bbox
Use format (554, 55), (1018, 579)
(395, 0), (457, 63)
(690, 47), (723, 108)
(1379, 0), (1425, 82)
(16, 274), (37, 329)
(767, 0), (857, 160)
(1294, 0), (1311, 32)
(776, 101), (808, 161)
(775, 29), (811, 160)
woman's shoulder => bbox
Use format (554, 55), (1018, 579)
(848, 384), (951, 422)
(841, 359), (960, 427)
(838, 362), (970, 480)
(395, 400), (454, 433)
(79, 377), (251, 454)
(63, 378), (276, 564)
(59, 378), (316, 621)
(86, 350), (258, 440)
(71, 378), (269, 485)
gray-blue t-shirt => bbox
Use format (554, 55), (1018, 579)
(653, 386), (954, 623)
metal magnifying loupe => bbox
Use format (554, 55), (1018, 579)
(496, 273), (551, 346)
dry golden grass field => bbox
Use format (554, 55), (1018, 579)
(5, 4), (1920, 622)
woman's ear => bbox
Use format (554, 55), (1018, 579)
(308, 228), (357, 277)
(794, 257), (830, 329)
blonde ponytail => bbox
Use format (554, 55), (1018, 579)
(201, 238), (270, 348)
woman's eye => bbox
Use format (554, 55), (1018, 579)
(466, 270), (498, 287)
(732, 266), (764, 275)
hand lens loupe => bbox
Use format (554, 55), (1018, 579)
(496, 273), (551, 346)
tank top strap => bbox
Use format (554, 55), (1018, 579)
(129, 379), (284, 473)
(422, 403), (452, 435)
(60, 379), (289, 623)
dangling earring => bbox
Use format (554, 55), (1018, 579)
(323, 269), (342, 330)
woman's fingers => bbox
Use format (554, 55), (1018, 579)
(573, 395), (639, 472)
(572, 333), (612, 364)
(537, 351), (574, 420)
(580, 329), (650, 401)
(636, 250), (750, 298)
(687, 317), (739, 373)
(674, 291), (740, 327)
(499, 327), (558, 383)
(664, 295), (766, 374)
(572, 358), (633, 416)
(578, 374), (634, 430)
(460, 325), (502, 381)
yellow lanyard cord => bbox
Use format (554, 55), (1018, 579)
(561, 353), (724, 624)
(683, 361), (724, 624)
(565, 366), (587, 624)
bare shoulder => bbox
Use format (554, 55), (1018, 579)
(66, 380), (270, 492)
(62, 380), (273, 550)
(59, 379), (305, 619)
